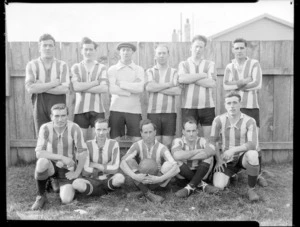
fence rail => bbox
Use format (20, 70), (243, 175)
(6, 41), (293, 166)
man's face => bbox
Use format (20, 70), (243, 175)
(225, 96), (241, 116)
(141, 123), (156, 144)
(51, 109), (68, 128)
(39, 39), (55, 59)
(95, 122), (110, 139)
(119, 47), (133, 62)
(81, 43), (96, 61)
(182, 122), (198, 142)
(232, 42), (247, 60)
(155, 46), (169, 65)
(191, 39), (205, 58)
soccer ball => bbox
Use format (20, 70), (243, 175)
(138, 158), (159, 175)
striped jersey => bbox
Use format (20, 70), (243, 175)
(25, 57), (70, 91)
(210, 113), (258, 162)
(122, 139), (176, 170)
(171, 136), (212, 170)
(146, 66), (178, 113)
(178, 57), (216, 109)
(223, 57), (262, 109)
(82, 139), (120, 178)
(35, 120), (87, 168)
(71, 61), (108, 114)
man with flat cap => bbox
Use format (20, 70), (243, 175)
(107, 42), (145, 142)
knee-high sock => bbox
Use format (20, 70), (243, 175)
(246, 162), (259, 188)
(189, 162), (210, 188)
(36, 179), (48, 196)
(179, 163), (195, 181)
(258, 156), (262, 174)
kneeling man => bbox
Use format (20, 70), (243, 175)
(120, 119), (180, 203)
(31, 103), (87, 210)
(211, 91), (261, 202)
(72, 118), (125, 196)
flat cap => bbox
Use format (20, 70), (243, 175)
(117, 42), (137, 52)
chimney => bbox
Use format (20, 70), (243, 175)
(172, 29), (178, 42)
(184, 18), (191, 42)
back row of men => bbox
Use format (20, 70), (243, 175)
(25, 34), (266, 211)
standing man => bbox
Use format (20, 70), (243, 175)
(72, 118), (125, 197)
(223, 38), (267, 187)
(120, 119), (180, 203)
(178, 35), (217, 139)
(71, 37), (108, 141)
(25, 33), (70, 136)
(31, 103), (87, 210)
(145, 44), (181, 149)
(171, 117), (219, 198)
(210, 91), (261, 202)
(107, 42), (145, 142)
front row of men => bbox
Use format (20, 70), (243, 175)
(31, 91), (264, 210)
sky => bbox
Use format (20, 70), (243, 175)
(5, 0), (294, 42)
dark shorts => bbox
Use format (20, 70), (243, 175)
(218, 152), (246, 177)
(32, 93), (66, 136)
(109, 111), (142, 138)
(240, 108), (260, 128)
(51, 161), (75, 187)
(181, 107), (215, 126)
(74, 111), (105, 129)
(81, 175), (114, 196)
(147, 113), (176, 136)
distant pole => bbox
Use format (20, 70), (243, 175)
(172, 29), (178, 42)
(192, 13), (194, 38)
(180, 12), (182, 42)
(184, 18), (191, 42)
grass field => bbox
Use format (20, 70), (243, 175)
(6, 161), (293, 225)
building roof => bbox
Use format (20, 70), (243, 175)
(209, 13), (293, 39)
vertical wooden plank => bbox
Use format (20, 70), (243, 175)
(259, 41), (275, 70)
(272, 150), (289, 163)
(6, 39), (10, 96)
(6, 98), (11, 167)
(216, 75), (226, 116)
(275, 41), (293, 74)
(138, 42), (155, 70)
(289, 76), (293, 142)
(17, 148), (36, 164)
(258, 76), (274, 143)
(273, 75), (291, 141)
(10, 148), (18, 166)
(247, 41), (260, 62)
(261, 150), (273, 164)
(29, 42), (40, 60)
(168, 42), (191, 69)
(10, 42), (30, 73)
(8, 83), (17, 140)
(221, 41), (232, 70)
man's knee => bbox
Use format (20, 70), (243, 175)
(112, 173), (125, 187)
(245, 150), (259, 165)
(213, 172), (229, 190)
(60, 184), (75, 204)
(72, 179), (87, 192)
(36, 158), (50, 172)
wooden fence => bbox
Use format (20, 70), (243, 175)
(6, 41), (293, 166)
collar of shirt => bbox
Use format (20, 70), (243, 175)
(232, 57), (249, 68)
(116, 60), (136, 70)
(38, 57), (57, 65)
(225, 113), (245, 130)
(80, 60), (99, 66)
(142, 139), (159, 155)
(187, 56), (204, 65)
(181, 136), (199, 149)
(153, 64), (169, 70)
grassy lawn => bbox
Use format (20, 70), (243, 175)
(6, 161), (293, 225)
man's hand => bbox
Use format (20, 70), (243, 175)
(65, 170), (80, 180)
(178, 75), (185, 84)
(143, 175), (162, 184)
(222, 149), (235, 162)
(49, 78), (61, 87)
(134, 173), (147, 183)
(214, 159), (226, 172)
(93, 80), (99, 86)
(61, 156), (75, 167)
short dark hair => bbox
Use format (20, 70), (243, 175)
(51, 103), (68, 115)
(225, 91), (242, 102)
(39, 34), (56, 45)
(232, 38), (247, 47)
(81, 37), (98, 49)
(191, 35), (207, 46)
(139, 119), (157, 132)
(154, 44), (170, 54)
(182, 116), (197, 129)
(94, 118), (109, 126)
